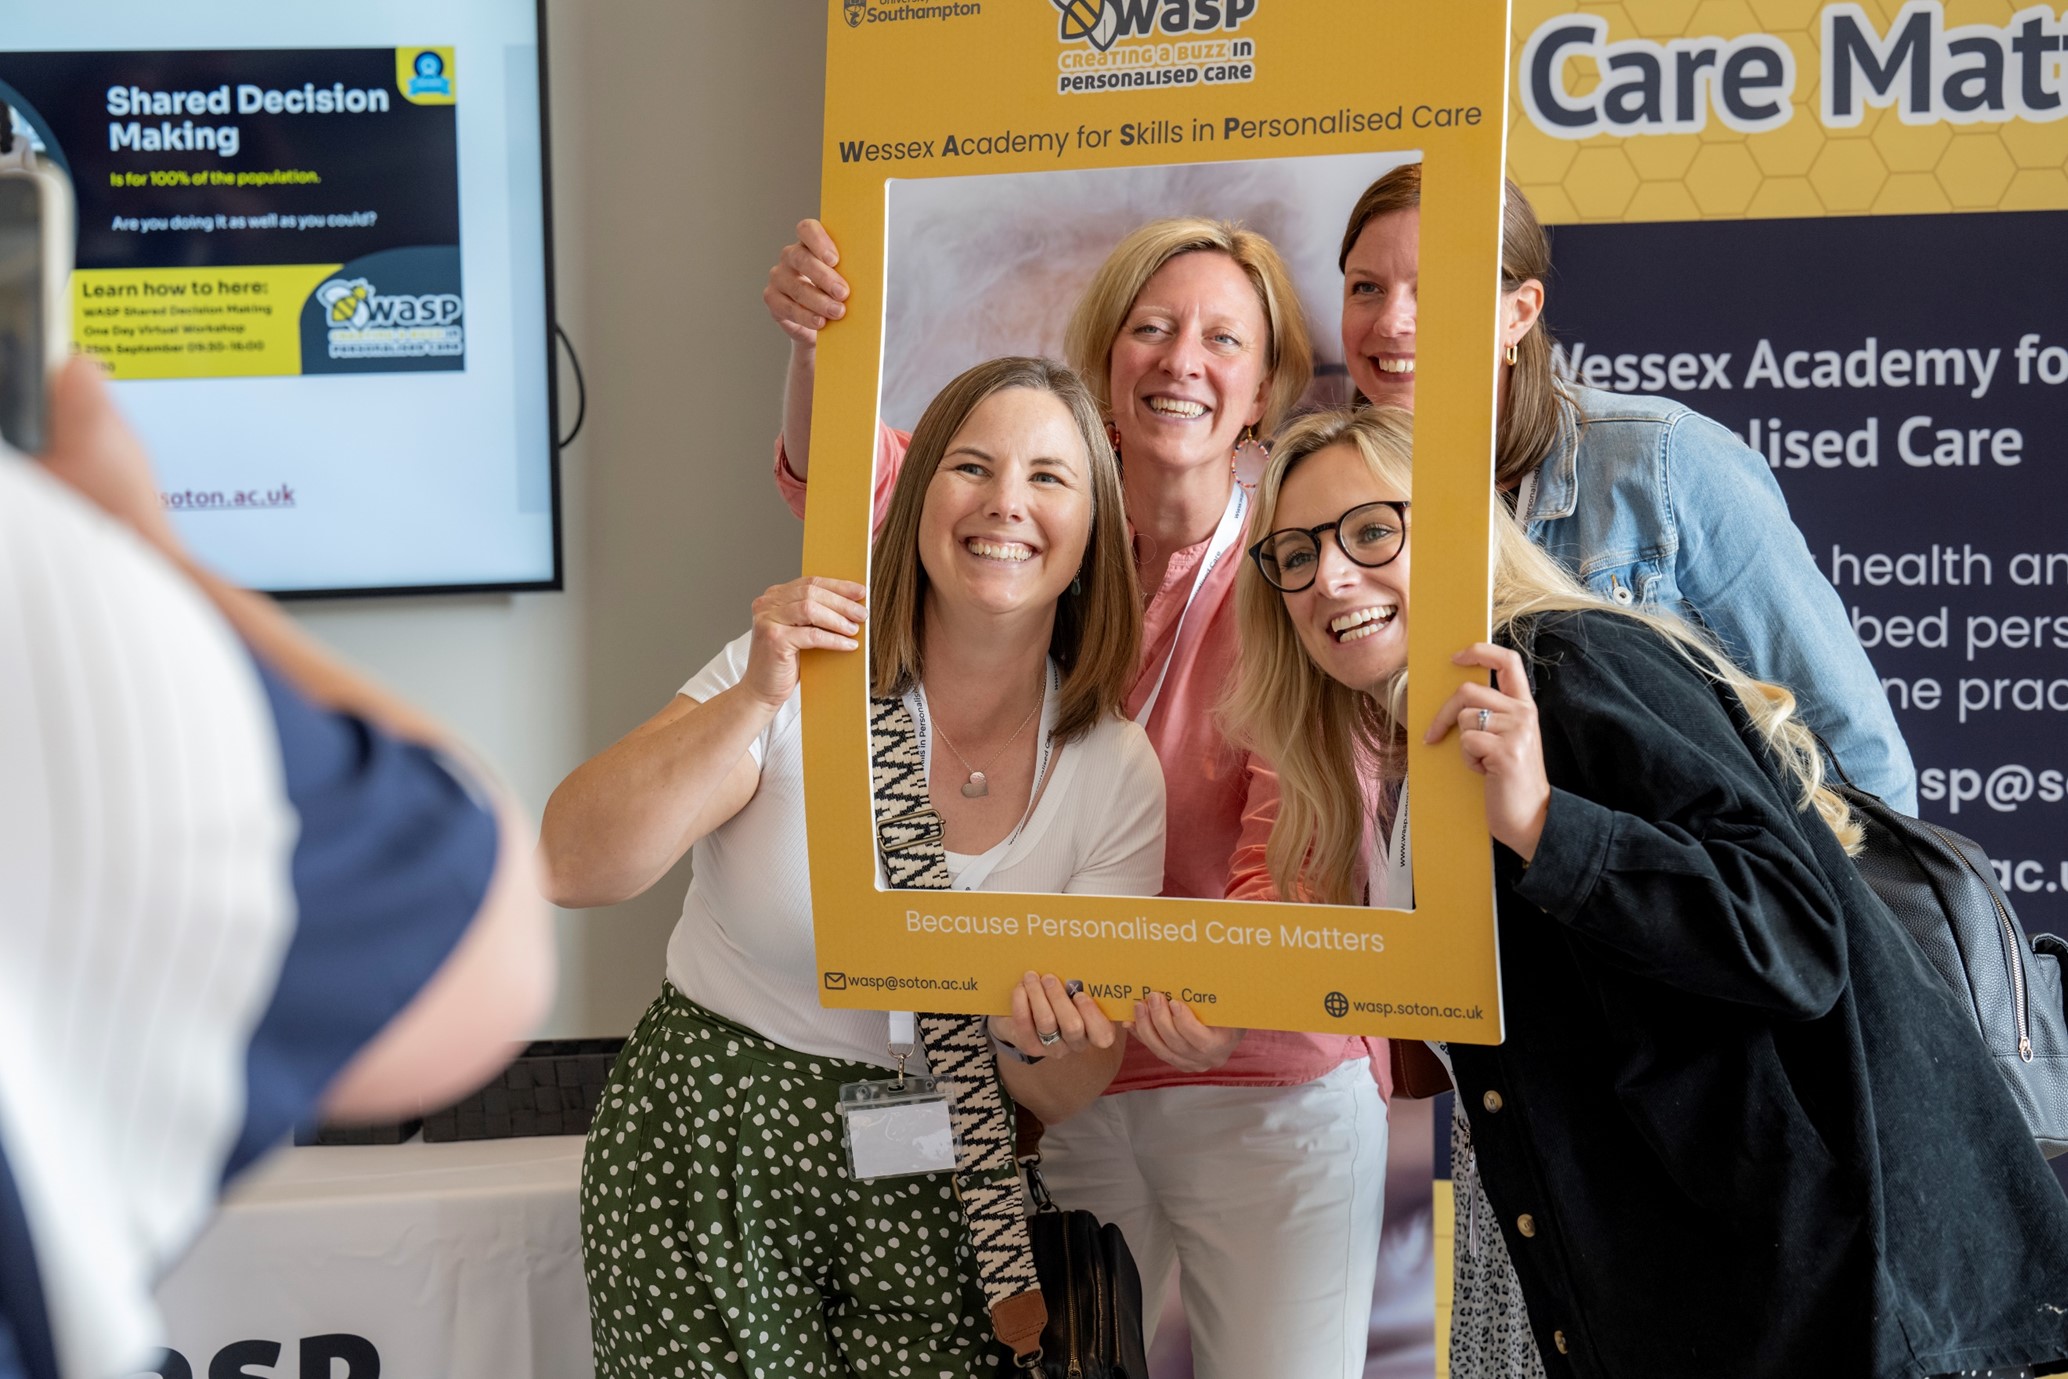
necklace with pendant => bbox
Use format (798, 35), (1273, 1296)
(929, 680), (1043, 798)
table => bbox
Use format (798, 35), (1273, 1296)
(147, 1136), (592, 1379)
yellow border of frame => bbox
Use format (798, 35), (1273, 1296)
(803, 0), (1513, 1044)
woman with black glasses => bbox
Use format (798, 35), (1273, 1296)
(1222, 404), (2068, 1379)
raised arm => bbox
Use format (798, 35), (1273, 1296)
(763, 219), (909, 529)
(538, 576), (864, 908)
(1473, 616), (1851, 1020)
(34, 358), (553, 1127)
(1666, 412), (1917, 811)
(764, 217), (848, 481)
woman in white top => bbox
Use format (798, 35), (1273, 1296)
(540, 355), (1166, 1378)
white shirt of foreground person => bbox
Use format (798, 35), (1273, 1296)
(0, 457), (297, 1379)
(665, 633), (1167, 1069)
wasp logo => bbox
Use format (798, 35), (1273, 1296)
(844, 0), (866, 27)
(1053, 0), (1256, 51)
(318, 279), (374, 329)
(1053, 0), (1121, 51)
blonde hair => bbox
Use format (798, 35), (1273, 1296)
(869, 356), (1140, 744)
(1063, 217), (1313, 439)
(1223, 407), (1861, 905)
(1337, 165), (1563, 488)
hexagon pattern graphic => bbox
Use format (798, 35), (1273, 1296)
(1510, 0), (2068, 223)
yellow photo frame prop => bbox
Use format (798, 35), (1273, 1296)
(803, 0), (1514, 1043)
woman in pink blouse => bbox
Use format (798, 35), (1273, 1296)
(761, 216), (1386, 1378)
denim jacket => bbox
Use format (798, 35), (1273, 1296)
(1524, 385), (1917, 811)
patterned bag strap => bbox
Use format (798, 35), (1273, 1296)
(867, 695), (1048, 1364)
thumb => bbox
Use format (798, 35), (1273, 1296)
(40, 356), (109, 460)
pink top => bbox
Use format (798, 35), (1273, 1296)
(777, 428), (1385, 1095)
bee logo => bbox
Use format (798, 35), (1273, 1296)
(1052, 0), (1120, 51)
(315, 278), (374, 330)
(844, 0), (866, 27)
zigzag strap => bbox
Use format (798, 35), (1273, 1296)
(866, 695), (1047, 1361)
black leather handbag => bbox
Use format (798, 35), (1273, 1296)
(1023, 1155), (1149, 1379)
(1837, 782), (2068, 1157)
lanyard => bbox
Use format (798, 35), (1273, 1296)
(1366, 779), (1412, 909)
(1134, 484), (1247, 728)
(902, 659), (1059, 893)
(885, 667), (1058, 1047)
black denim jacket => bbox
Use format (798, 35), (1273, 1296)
(1450, 610), (2068, 1379)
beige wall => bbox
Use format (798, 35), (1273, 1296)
(291, 2), (831, 1035)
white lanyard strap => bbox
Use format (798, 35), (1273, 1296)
(1366, 779), (1412, 909)
(1134, 484), (1247, 728)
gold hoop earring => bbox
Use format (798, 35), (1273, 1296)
(1505, 343), (1519, 366)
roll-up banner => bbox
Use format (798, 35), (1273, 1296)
(1510, 1), (2068, 941)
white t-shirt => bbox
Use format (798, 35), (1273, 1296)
(0, 460), (297, 1379)
(664, 633), (1167, 1070)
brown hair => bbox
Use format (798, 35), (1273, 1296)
(869, 356), (1140, 744)
(1063, 217), (1313, 439)
(1338, 165), (1564, 488)
(1223, 407), (1860, 905)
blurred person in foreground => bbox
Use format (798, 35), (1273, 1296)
(0, 358), (554, 1379)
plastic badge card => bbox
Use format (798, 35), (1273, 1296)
(836, 1075), (959, 1181)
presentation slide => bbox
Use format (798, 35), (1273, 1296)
(0, 1), (557, 595)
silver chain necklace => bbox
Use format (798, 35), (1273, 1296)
(927, 680), (1044, 798)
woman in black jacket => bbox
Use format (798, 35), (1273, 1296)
(1221, 405), (2068, 1379)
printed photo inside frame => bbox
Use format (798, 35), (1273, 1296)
(802, 0), (1515, 1042)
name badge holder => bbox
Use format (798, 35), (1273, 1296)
(836, 1011), (960, 1182)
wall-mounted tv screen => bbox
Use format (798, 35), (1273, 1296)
(0, 0), (559, 597)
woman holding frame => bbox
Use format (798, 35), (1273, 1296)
(1222, 404), (2068, 1379)
(762, 216), (1388, 1377)
(543, 356), (1166, 1376)
(1334, 163), (1915, 809)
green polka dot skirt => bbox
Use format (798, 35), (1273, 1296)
(580, 983), (1008, 1377)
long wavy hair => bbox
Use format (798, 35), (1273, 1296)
(869, 356), (1140, 744)
(1338, 164), (1563, 488)
(1222, 407), (1861, 905)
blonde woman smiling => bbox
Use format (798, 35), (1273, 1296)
(1223, 406), (2068, 1379)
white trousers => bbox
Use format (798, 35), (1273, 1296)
(1038, 1059), (1388, 1379)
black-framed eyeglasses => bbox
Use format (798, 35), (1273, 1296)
(1247, 500), (1410, 593)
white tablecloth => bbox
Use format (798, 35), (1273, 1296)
(150, 1135), (592, 1379)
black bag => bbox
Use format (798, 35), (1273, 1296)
(1023, 1157), (1149, 1378)
(1837, 783), (2068, 1157)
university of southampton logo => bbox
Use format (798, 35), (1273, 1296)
(845, 0), (866, 27)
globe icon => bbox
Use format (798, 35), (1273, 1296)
(1323, 991), (1350, 1019)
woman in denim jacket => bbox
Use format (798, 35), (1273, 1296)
(1337, 164), (1915, 813)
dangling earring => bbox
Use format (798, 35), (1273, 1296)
(1230, 423), (1269, 484)
(1070, 575), (1083, 596)
(1505, 343), (1519, 365)
(1105, 421), (1122, 460)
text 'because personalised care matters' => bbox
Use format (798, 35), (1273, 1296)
(904, 908), (1385, 954)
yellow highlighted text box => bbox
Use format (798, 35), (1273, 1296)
(74, 265), (338, 380)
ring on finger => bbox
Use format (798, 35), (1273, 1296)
(1037, 1028), (1063, 1047)
(1476, 708), (1491, 732)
